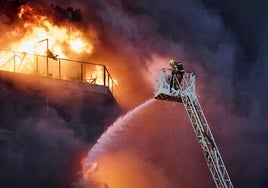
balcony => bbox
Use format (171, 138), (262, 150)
(0, 49), (116, 95)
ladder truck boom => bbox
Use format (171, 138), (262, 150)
(154, 68), (233, 188)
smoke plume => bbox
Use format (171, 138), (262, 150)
(79, 0), (268, 187)
(0, 0), (267, 187)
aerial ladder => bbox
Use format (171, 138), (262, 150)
(154, 68), (233, 188)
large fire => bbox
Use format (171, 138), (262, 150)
(14, 4), (93, 57)
(0, 3), (115, 88)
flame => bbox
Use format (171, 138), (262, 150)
(8, 4), (94, 57)
(70, 31), (93, 54)
(0, 4), (99, 79)
(85, 65), (104, 85)
(0, 3), (118, 94)
(70, 39), (84, 52)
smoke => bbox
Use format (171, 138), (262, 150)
(75, 0), (267, 187)
(0, 0), (267, 187)
(82, 99), (214, 187)
(0, 74), (91, 188)
(0, 73), (120, 187)
(0, 117), (86, 188)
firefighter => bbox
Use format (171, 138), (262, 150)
(169, 59), (184, 91)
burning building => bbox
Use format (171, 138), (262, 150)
(0, 1), (121, 188)
(0, 1), (120, 134)
(0, 0), (267, 188)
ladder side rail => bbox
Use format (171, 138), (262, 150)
(191, 97), (232, 187)
(181, 94), (226, 188)
(181, 76), (233, 188)
(191, 93), (233, 188)
(213, 147), (233, 187)
(183, 97), (204, 142)
(194, 99), (215, 141)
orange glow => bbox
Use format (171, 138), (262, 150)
(113, 79), (118, 85)
(0, 3), (103, 82)
(84, 65), (104, 85)
(0, 3), (121, 104)
(70, 39), (84, 52)
(81, 152), (173, 188)
(0, 3), (93, 61)
(70, 32), (93, 54)
(11, 4), (94, 57)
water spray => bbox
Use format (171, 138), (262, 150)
(81, 99), (155, 181)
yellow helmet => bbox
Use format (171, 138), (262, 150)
(169, 59), (175, 65)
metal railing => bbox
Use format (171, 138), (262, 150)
(0, 49), (115, 94)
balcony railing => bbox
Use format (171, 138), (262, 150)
(0, 49), (115, 94)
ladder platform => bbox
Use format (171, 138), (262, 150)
(154, 89), (182, 102)
(154, 68), (186, 103)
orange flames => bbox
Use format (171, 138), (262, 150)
(12, 4), (93, 57)
(0, 3), (116, 89)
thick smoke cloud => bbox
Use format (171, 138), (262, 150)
(0, 117), (86, 188)
(83, 100), (215, 188)
(0, 0), (267, 187)
(75, 0), (267, 187)
(0, 76), (90, 188)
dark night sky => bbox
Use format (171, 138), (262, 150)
(0, 0), (267, 187)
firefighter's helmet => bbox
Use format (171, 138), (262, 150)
(169, 59), (175, 65)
